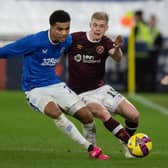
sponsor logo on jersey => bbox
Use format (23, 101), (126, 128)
(74, 54), (101, 63)
(96, 45), (104, 54)
(74, 54), (82, 62)
(41, 58), (59, 66)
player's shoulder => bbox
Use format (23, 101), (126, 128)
(23, 30), (48, 43)
(29, 30), (49, 46)
(101, 35), (114, 47)
(14, 31), (47, 46)
(64, 34), (72, 46)
(71, 31), (86, 38)
(102, 35), (113, 42)
(33, 30), (48, 39)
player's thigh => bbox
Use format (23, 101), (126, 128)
(79, 85), (125, 115)
(116, 99), (139, 122)
(102, 85), (125, 114)
(49, 83), (93, 122)
(25, 88), (57, 113)
(87, 102), (111, 121)
(47, 83), (86, 116)
(25, 83), (86, 116)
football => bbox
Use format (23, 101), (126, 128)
(127, 133), (152, 157)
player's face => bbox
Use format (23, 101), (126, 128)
(89, 18), (108, 41)
(50, 22), (70, 43)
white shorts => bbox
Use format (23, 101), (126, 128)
(79, 85), (125, 115)
(25, 82), (86, 115)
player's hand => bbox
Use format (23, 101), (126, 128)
(113, 35), (123, 48)
(110, 35), (123, 61)
(160, 75), (168, 85)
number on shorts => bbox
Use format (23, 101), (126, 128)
(107, 88), (118, 97)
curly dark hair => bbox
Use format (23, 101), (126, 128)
(49, 10), (71, 25)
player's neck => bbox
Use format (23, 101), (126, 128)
(48, 30), (59, 45)
(87, 31), (101, 43)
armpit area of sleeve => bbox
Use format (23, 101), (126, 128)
(0, 48), (8, 58)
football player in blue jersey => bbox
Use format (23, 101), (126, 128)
(0, 10), (109, 160)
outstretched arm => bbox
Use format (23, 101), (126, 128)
(108, 35), (123, 62)
(0, 35), (35, 58)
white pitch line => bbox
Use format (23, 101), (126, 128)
(129, 94), (168, 116)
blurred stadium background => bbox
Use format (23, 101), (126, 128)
(0, 0), (168, 92)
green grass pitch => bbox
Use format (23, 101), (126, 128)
(0, 91), (168, 168)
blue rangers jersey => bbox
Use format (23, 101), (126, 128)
(0, 30), (72, 91)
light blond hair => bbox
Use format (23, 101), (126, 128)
(91, 12), (109, 23)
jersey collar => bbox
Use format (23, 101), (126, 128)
(86, 31), (101, 43)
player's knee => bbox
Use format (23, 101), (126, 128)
(44, 101), (62, 119)
(93, 110), (111, 122)
(74, 106), (94, 124)
(87, 103), (111, 122)
(132, 110), (140, 123)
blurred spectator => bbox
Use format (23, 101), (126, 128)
(147, 14), (163, 91)
(133, 10), (151, 92)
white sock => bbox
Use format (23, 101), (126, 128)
(54, 113), (91, 150)
(82, 121), (96, 145)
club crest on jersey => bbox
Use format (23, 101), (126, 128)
(96, 45), (104, 54)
